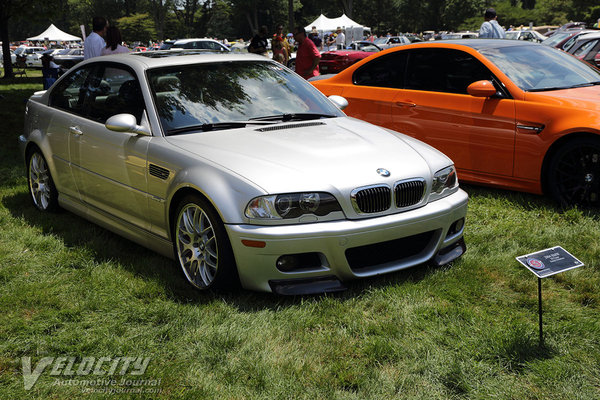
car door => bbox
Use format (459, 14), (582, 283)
(46, 66), (96, 200)
(389, 48), (516, 177)
(68, 62), (152, 231)
(342, 51), (409, 127)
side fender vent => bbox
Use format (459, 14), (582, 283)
(149, 163), (170, 180)
(255, 122), (325, 132)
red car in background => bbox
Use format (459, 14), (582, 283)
(319, 41), (382, 74)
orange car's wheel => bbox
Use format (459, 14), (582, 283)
(548, 138), (600, 207)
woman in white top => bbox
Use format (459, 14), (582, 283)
(101, 26), (130, 55)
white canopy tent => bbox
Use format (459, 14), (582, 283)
(26, 24), (82, 42)
(304, 14), (370, 46)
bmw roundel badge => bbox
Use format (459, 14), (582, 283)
(376, 168), (390, 177)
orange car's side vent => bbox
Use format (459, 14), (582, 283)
(516, 123), (545, 134)
(149, 163), (170, 180)
(255, 122), (325, 132)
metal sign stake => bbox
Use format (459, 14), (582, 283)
(538, 277), (543, 346)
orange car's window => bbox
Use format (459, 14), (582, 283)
(352, 52), (408, 88)
(404, 49), (493, 94)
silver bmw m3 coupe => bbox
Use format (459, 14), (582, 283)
(20, 50), (468, 294)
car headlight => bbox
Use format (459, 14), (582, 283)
(429, 166), (458, 201)
(245, 192), (342, 220)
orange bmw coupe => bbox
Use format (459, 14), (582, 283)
(311, 40), (600, 207)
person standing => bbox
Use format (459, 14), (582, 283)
(101, 27), (130, 55)
(334, 27), (345, 49)
(84, 16), (108, 59)
(479, 8), (506, 39)
(293, 26), (320, 80)
(248, 26), (269, 55)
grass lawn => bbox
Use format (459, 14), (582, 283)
(0, 70), (599, 399)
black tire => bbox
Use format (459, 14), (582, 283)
(547, 138), (600, 207)
(27, 149), (59, 212)
(173, 194), (239, 290)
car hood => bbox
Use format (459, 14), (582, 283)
(526, 86), (600, 111)
(166, 117), (441, 194)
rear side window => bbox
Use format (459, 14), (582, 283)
(404, 48), (493, 94)
(49, 66), (95, 116)
(49, 64), (144, 124)
(352, 52), (407, 88)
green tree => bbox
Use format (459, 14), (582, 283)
(117, 13), (158, 43)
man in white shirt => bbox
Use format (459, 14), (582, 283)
(84, 16), (108, 60)
(334, 27), (345, 50)
(479, 8), (506, 39)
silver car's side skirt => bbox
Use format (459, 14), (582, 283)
(58, 193), (174, 259)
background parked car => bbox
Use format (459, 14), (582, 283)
(440, 32), (479, 40)
(159, 40), (177, 50)
(541, 29), (594, 50)
(13, 46), (45, 65)
(312, 39), (600, 207)
(505, 30), (547, 42)
(52, 48), (84, 69)
(545, 21), (586, 37)
(373, 36), (411, 49)
(170, 38), (230, 52)
(319, 41), (382, 74)
(565, 31), (600, 68)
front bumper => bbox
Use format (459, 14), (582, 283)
(226, 189), (468, 293)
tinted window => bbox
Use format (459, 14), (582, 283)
(87, 66), (144, 124)
(405, 49), (493, 94)
(49, 64), (144, 123)
(352, 52), (407, 88)
(49, 66), (95, 116)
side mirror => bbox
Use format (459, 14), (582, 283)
(328, 95), (348, 110)
(105, 113), (151, 136)
(467, 80), (497, 98)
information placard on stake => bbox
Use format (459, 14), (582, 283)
(516, 246), (585, 346)
(516, 246), (584, 278)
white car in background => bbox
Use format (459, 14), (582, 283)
(505, 30), (547, 43)
(170, 38), (230, 52)
(14, 46), (46, 65)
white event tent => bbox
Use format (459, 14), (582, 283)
(304, 14), (370, 46)
(26, 24), (82, 42)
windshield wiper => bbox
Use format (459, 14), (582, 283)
(166, 120), (276, 135)
(249, 113), (337, 122)
(528, 81), (600, 92)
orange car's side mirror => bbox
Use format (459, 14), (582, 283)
(467, 80), (497, 98)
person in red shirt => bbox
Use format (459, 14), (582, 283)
(293, 26), (321, 80)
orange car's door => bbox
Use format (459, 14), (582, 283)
(342, 51), (409, 128)
(389, 48), (517, 177)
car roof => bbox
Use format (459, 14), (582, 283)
(173, 38), (221, 44)
(573, 31), (600, 41)
(397, 38), (541, 51)
(78, 50), (269, 70)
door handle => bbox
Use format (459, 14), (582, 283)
(69, 126), (83, 136)
(395, 101), (416, 107)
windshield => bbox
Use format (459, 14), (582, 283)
(541, 31), (572, 47)
(480, 44), (600, 91)
(148, 61), (344, 134)
(374, 38), (388, 45)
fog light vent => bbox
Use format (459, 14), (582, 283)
(276, 253), (324, 272)
(447, 218), (465, 237)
